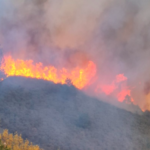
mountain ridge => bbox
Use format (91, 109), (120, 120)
(0, 76), (149, 150)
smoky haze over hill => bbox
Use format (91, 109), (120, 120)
(0, 77), (150, 150)
(0, 0), (150, 149)
(0, 0), (150, 109)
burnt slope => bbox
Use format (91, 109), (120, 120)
(0, 76), (150, 150)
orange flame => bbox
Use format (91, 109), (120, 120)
(117, 89), (131, 102)
(0, 54), (136, 107)
(100, 83), (117, 95)
(95, 74), (134, 103)
(0, 55), (96, 89)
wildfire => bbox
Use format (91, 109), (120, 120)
(0, 55), (96, 89)
(95, 74), (134, 102)
(0, 54), (136, 107)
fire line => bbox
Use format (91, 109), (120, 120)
(0, 55), (96, 89)
(0, 54), (136, 108)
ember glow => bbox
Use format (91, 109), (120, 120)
(0, 55), (96, 89)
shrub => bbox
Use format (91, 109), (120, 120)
(0, 130), (43, 150)
(0, 139), (10, 150)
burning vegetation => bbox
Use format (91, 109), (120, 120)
(0, 0), (150, 149)
(0, 54), (96, 89)
(0, 54), (135, 109)
(0, 0), (150, 112)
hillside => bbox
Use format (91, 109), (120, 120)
(0, 77), (150, 150)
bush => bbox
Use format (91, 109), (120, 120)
(0, 130), (43, 150)
(0, 140), (10, 150)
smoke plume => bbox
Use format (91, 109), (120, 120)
(0, 0), (150, 110)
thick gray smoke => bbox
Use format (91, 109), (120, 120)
(0, 1), (150, 150)
(0, 0), (150, 110)
(0, 0), (112, 65)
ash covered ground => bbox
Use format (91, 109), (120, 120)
(0, 77), (150, 150)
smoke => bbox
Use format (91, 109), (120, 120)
(0, 0), (112, 61)
(0, 0), (150, 110)
(1, 1), (150, 149)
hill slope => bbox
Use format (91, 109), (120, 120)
(0, 77), (150, 150)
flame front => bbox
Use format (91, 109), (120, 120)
(0, 54), (137, 108)
(0, 55), (96, 89)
